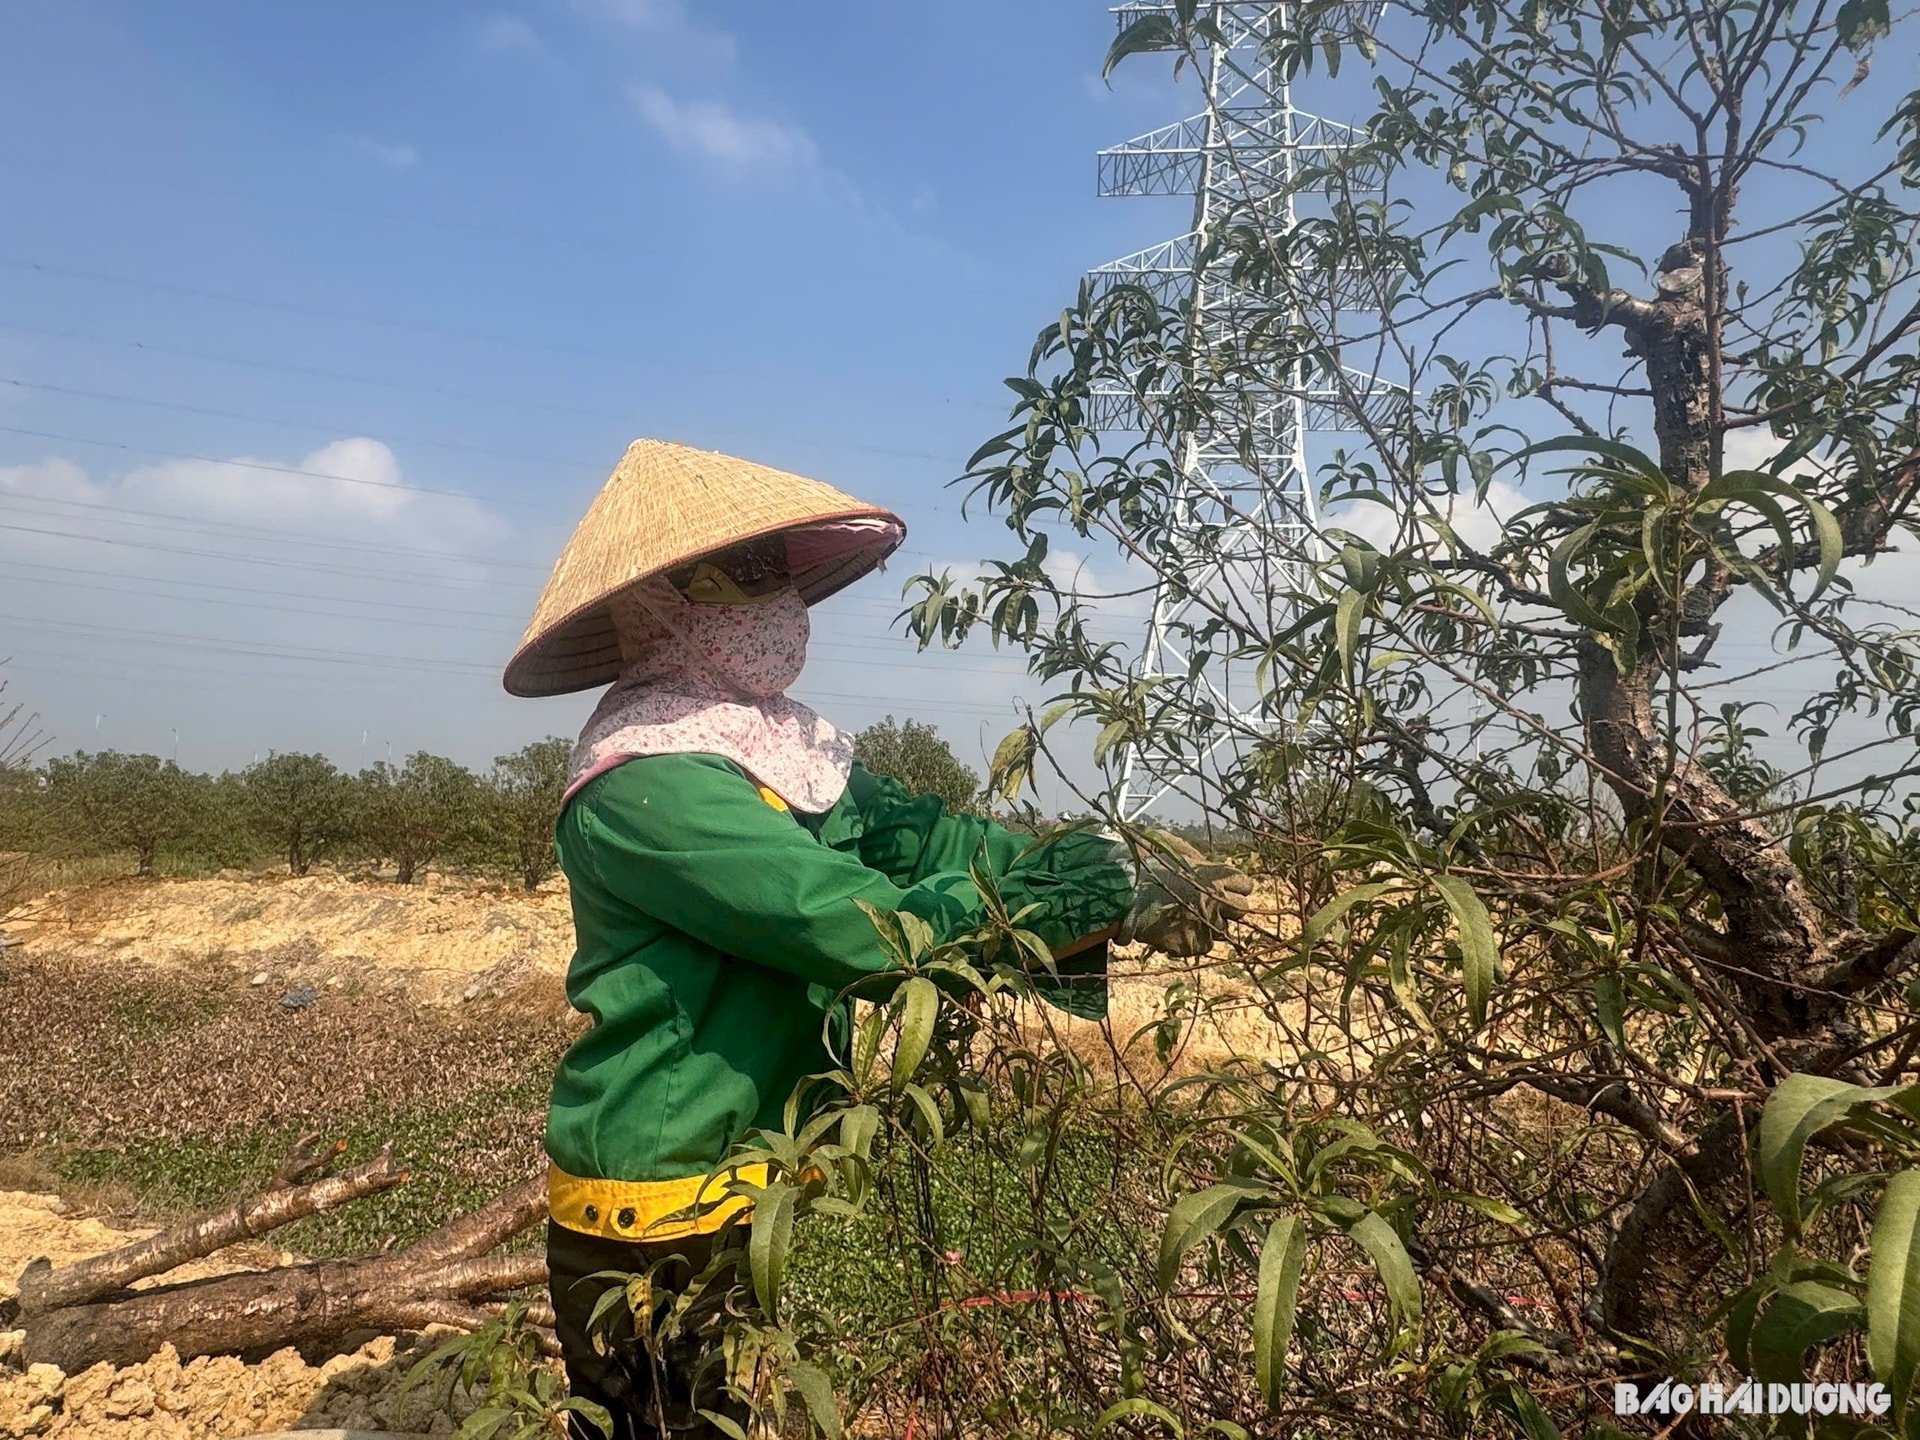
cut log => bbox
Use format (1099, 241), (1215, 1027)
(13, 1145), (551, 1375)
(16, 1145), (408, 1316)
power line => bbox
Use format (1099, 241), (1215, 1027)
(0, 517), (981, 629)
(0, 489), (955, 575)
(10, 613), (493, 675)
(3, 564), (1045, 676)
(0, 493), (548, 573)
(0, 254), (674, 369)
(0, 368), (968, 483)
(0, 518), (512, 587)
(1, 556), (525, 617)
(0, 253), (1004, 426)
(0, 315), (1010, 427)
(0, 152), (677, 264)
(0, 401), (967, 513)
(10, 569), (527, 634)
(4, 615), (1028, 718)
(0, 422), (543, 509)
(1, 375), (608, 473)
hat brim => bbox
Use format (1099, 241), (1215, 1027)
(503, 513), (903, 698)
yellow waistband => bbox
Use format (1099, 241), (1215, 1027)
(547, 1161), (769, 1242)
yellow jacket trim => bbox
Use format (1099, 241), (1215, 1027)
(548, 1161), (770, 1242)
(756, 785), (789, 812)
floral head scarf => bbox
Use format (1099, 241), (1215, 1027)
(563, 577), (853, 814)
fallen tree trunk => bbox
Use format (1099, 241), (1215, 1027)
(12, 1136), (550, 1374)
(16, 1142), (405, 1316)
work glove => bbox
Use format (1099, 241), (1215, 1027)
(1115, 832), (1257, 958)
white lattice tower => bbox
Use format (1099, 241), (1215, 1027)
(1088, 1), (1395, 820)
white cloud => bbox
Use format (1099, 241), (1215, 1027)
(124, 439), (510, 552)
(1327, 479), (1527, 556)
(475, 13), (545, 56)
(0, 442), (511, 566)
(629, 84), (818, 172)
(0, 457), (107, 506)
(1717, 427), (1920, 610)
(347, 136), (420, 170)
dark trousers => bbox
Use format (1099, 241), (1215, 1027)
(546, 1220), (751, 1440)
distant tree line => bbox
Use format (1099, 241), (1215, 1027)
(5, 739), (573, 891)
(0, 719), (991, 890)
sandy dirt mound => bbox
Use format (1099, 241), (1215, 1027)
(4, 873), (574, 1006)
(3, 870), (1317, 1064)
(0, 1192), (477, 1439)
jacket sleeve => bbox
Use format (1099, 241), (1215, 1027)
(843, 763), (1133, 960)
(565, 756), (1122, 995)
(847, 763), (1123, 889)
(843, 763), (1023, 884)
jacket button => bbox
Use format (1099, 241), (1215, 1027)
(583, 1205), (599, 1222)
(616, 1207), (637, 1230)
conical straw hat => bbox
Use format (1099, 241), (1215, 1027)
(504, 439), (905, 698)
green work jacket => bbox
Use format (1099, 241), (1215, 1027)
(545, 752), (1131, 1236)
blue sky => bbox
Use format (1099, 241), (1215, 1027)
(1, 2), (1911, 812)
(0, 0), (1214, 785)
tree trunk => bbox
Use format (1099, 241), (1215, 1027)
(1600, 1113), (1750, 1347)
(1569, 238), (1839, 1352)
(396, 857), (416, 885)
(22, 1247), (547, 1373)
(135, 842), (154, 878)
(13, 1139), (551, 1374)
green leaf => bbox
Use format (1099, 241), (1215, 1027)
(1513, 434), (1670, 487)
(1103, 14), (1179, 78)
(1432, 875), (1496, 1030)
(1159, 1183), (1250, 1289)
(1444, 1191), (1527, 1227)
(1347, 1210), (1421, 1328)
(839, 1104), (879, 1160)
(749, 1181), (797, 1322)
(456, 1406), (511, 1440)
(1335, 588), (1364, 671)
(1868, 1169), (1920, 1408)
(1749, 1280), (1864, 1385)
(787, 1359), (843, 1440)
(1253, 1213), (1307, 1408)
(1038, 699), (1077, 734)
(1094, 1398), (1185, 1436)
(1386, 933), (1434, 1033)
(1303, 880), (1396, 947)
(1547, 527), (1625, 638)
(1593, 973), (1626, 1050)
(1803, 495), (1845, 599)
(563, 1398), (616, 1440)
(900, 1081), (945, 1146)
(1503, 1386), (1561, 1440)
(989, 725), (1036, 802)
(890, 976), (939, 1092)
(1758, 1074), (1912, 1233)
(1339, 543), (1381, 592)
(851, 1005), (887, 1086)
(1837, 0), (1891, 47)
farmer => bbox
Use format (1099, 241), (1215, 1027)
(504, 440), (1252, 1438)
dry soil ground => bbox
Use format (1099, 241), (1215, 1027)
(0, 867), (1318, 1438)
(0, 1191), (474, 1439)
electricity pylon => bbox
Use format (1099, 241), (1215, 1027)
(1087, 2), (1397, 820)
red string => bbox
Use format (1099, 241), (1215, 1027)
(947, 1289), (1097, 1310)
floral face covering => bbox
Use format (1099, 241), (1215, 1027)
(564, 579), (853, 814)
